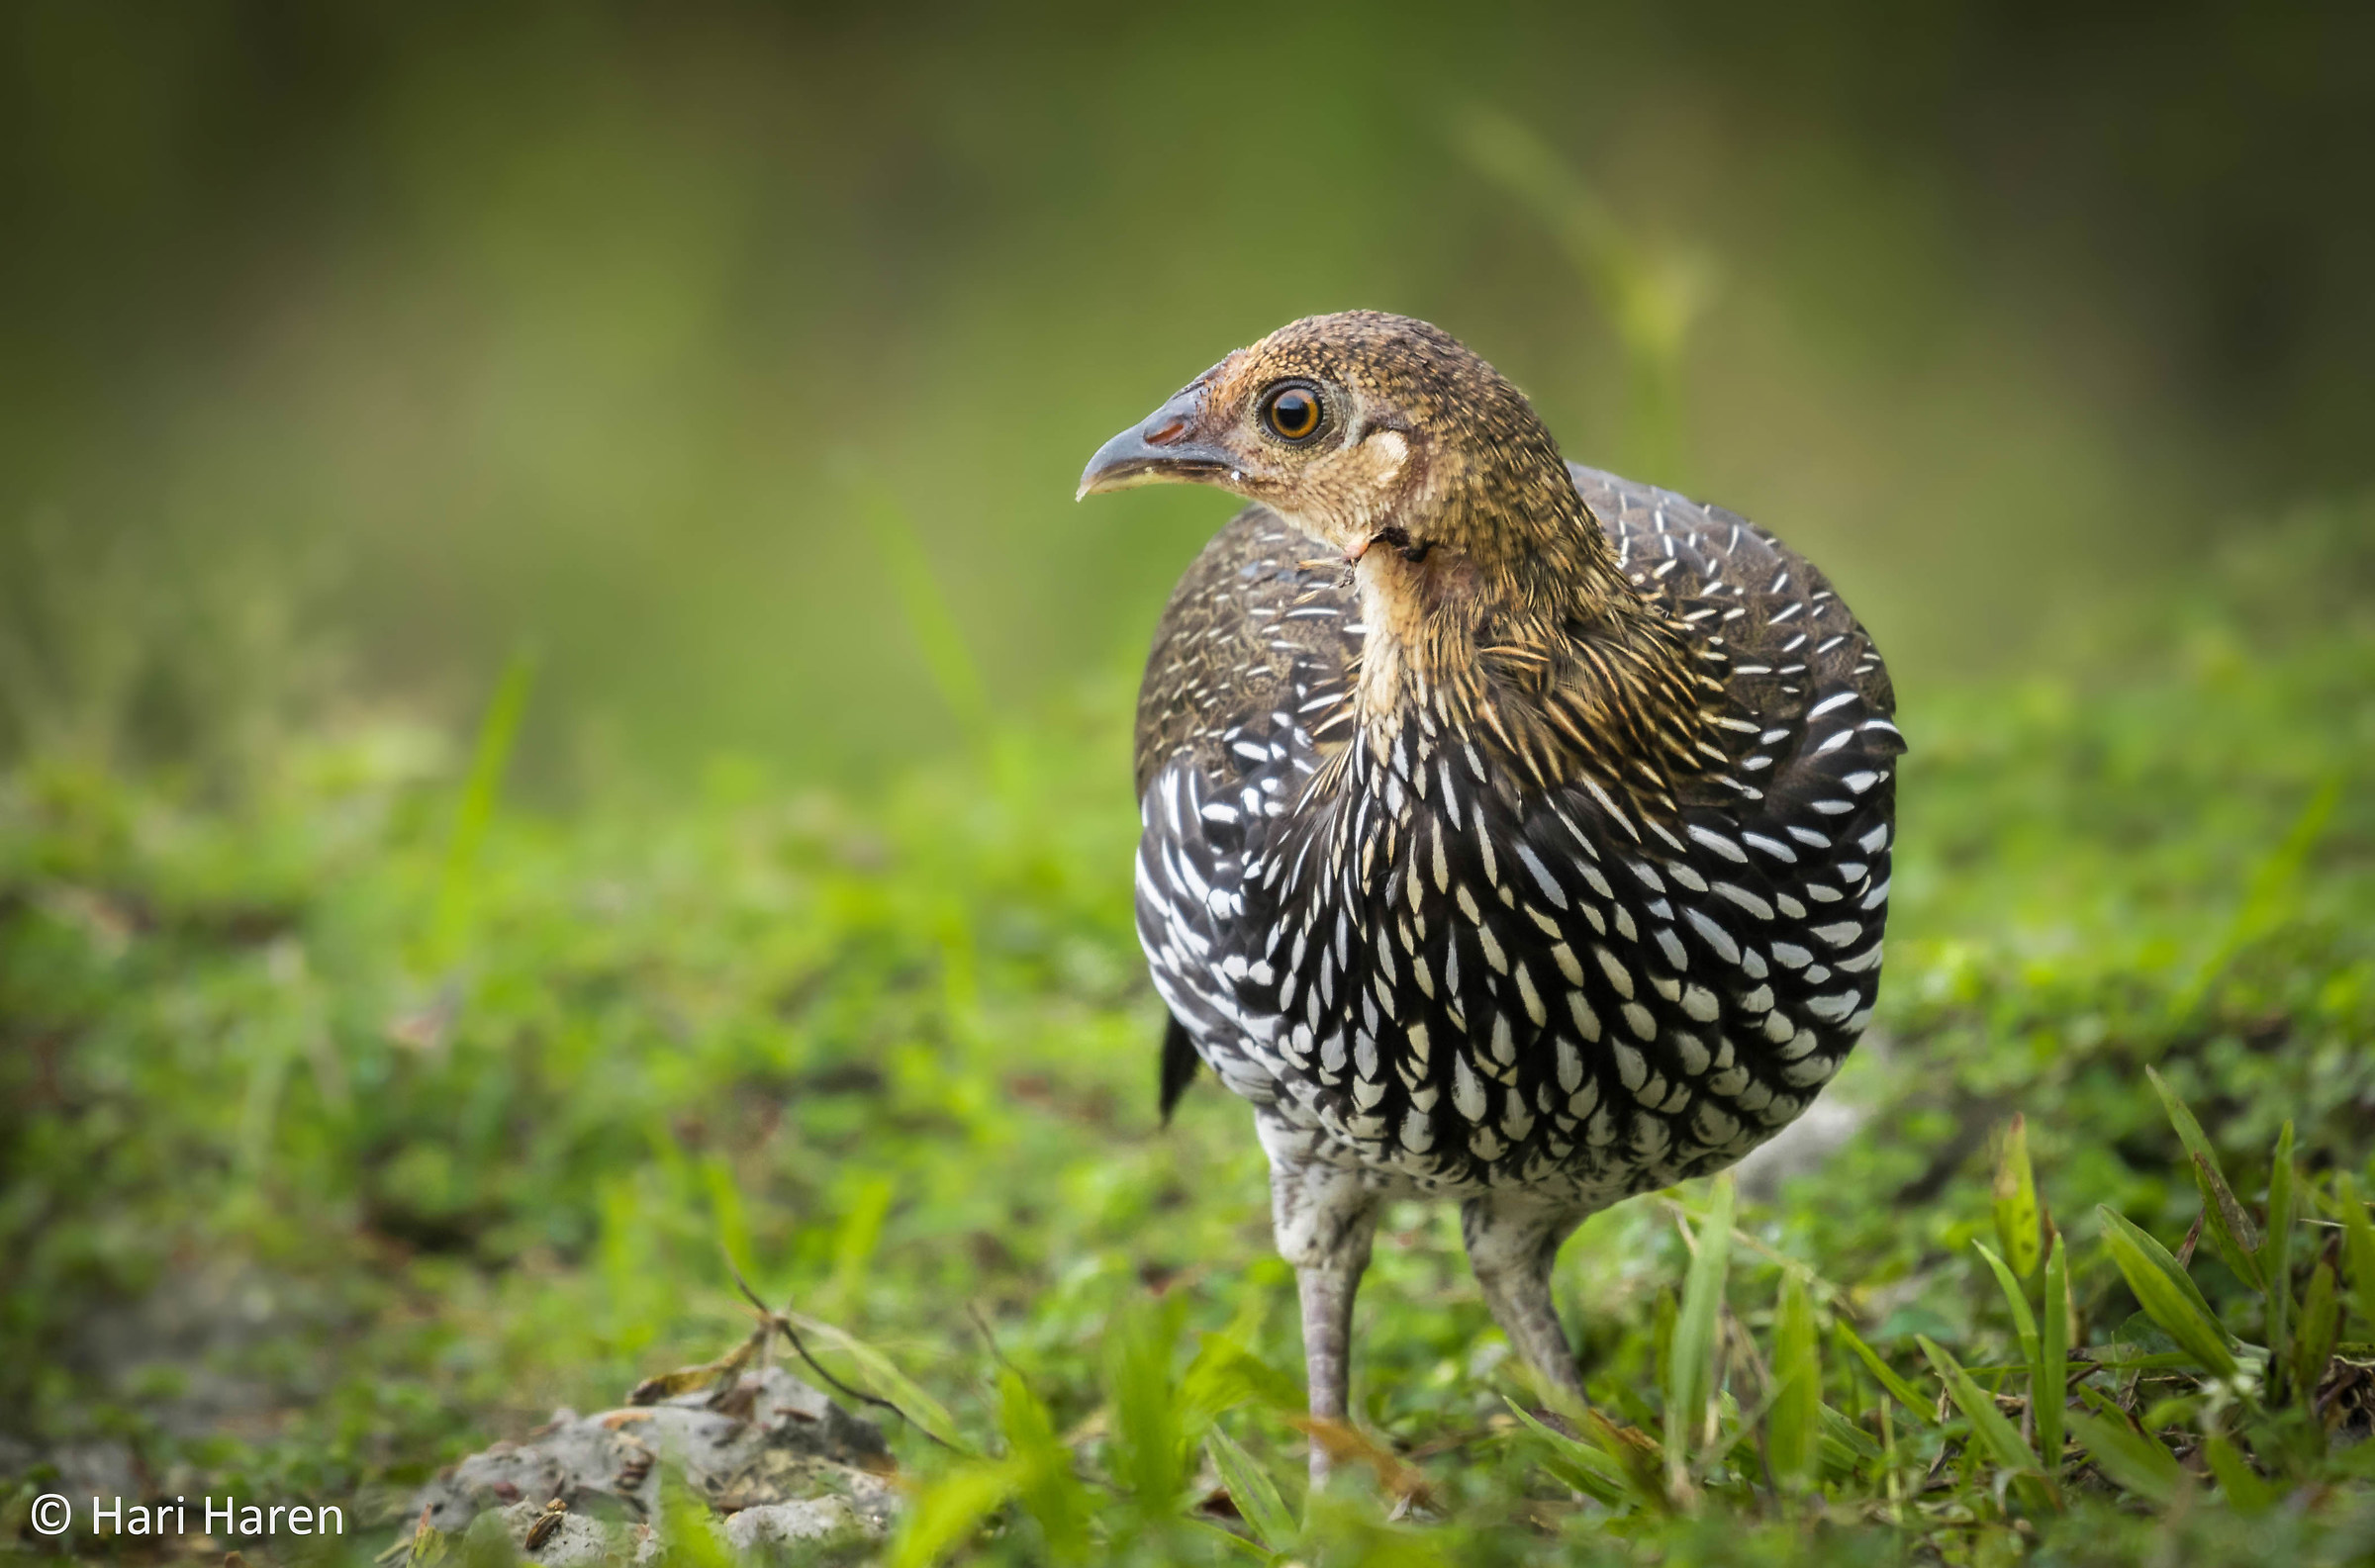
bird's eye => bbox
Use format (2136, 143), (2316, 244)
(1261, 384), (1322, 443)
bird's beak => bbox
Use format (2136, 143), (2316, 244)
(1077, 385), (1238, 501)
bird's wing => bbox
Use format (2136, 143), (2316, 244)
(1569, 462), (1900, 754)
(1502, 464), (1903, 1173)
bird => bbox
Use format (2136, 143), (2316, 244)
(1078, 312), (1901, 1470)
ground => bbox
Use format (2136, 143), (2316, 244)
(3, 507), (2374, 1565)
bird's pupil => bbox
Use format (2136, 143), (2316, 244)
(1272, 391), (1314, 437)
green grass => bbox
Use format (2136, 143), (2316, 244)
(4, 519), (2374, 1565)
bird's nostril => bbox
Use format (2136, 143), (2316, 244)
(1145, 418), (1188, 446)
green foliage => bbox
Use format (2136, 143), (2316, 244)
(998, 1370), (1091, 1562)
(1203, 1425), (1295, 1558)
(1917, 1336), (2050, 1510)
(1100, 1293), (1191, 1515)
(2340, 1174), (2375, 1337)
(890, 1462), (1024, 1568)
(1832, 1320), (1936, 1430)
(5, 541), (2375, 1564)
(1762, 1271), (1819, 1497)
(1972, 1242), (2039, 1369)
(1663, 1173), (1733, 1498)
(2148, 1063), (2264, 1290)
(1989, 1113), (2043, 1279)
(2038, 1233), (2069, 1476)
(2098, 1206), (2239, 1379)
(2064, 1406), (2185, 1506)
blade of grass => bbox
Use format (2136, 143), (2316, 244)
(1103, 1297), (1188, 1508)
(1698, 1380), (1780, 1484)
(1588, 1410), (1672, 1514)
(2261, 1121), (2297, 1399)
(1181, 1518), (1276, 1562)
(2143, 1064), (2220, 1177)
(785, 1310), (963, 1445)
(2189, 1153), (2268, 1292)
(1651, 1287), (1677, 1422)
(1503, 1398), (1638, 1508)
(999, 1372), (1090, 1564)
(2294, 1259), (2339, 1410)
(2147, 1067), (2263, 1245)
(1835, 1322), (1936, 1426)
(1665, 1172), (1734, 1493)
(1817, 1404), (1880, 1470)
(658, 1475), (737, 1568)
(2098, 1203), (2222, 1323)
(888, 1460), (1024, 1568)
(1992, 1115), (2043, 1277)
(700, 1178), (755, 1313)
(2201, 1434), (2277, 1515)
(2042, 1204), (2075, 1345)
(1205, 1424), (1296, 1555)
(822, 1175), (895, 1324)
(1917, 1337), (2045, 1481)
(2338, 1174), (2375, 1336)
(1767, 1270), (1820, 1496)
(2038, 1234), (2068, 1474)
(2147, 1065), (2265, 1290)
(2065, 1410), (2184, 1505)
(2079, 1349), (2202, 1374)
(1179, 1334), (1302, 1425)
(2096, 1209), (2239, 1380)
(427, 647), (535, 968)
(1972, 1241), (2041, 1368)
(1876, 1398), (1903, 1525)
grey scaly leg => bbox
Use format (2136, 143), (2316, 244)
(1462, 1193), (1590, 1406)
(1259, 1118), (1380, 1483)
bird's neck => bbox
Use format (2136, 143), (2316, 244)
(1348, 468), (1712, 807)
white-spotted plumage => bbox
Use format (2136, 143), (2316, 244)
(1134, 465), (1902, 1207)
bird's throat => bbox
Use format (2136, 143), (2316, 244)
(1347, 517), (1709, 804)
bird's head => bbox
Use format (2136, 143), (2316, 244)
(1079, 312), (1621, 622)
(1086, 312), (1705, 784)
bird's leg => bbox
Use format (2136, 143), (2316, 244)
(1461, 1193), (1590, 1407)
(1260, 1133), (1380, 1485)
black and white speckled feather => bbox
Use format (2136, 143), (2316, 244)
(1134, 465), (1901, 1201)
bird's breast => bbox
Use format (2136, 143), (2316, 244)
(1184, 694), (1894, 1195)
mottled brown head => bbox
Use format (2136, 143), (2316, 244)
(1080, 313), (1622, 623)
(1087, 313), (1712, 793)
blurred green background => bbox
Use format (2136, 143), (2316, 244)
(4, 0), (2369, 784)
(7, 5), (2375, 1563)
